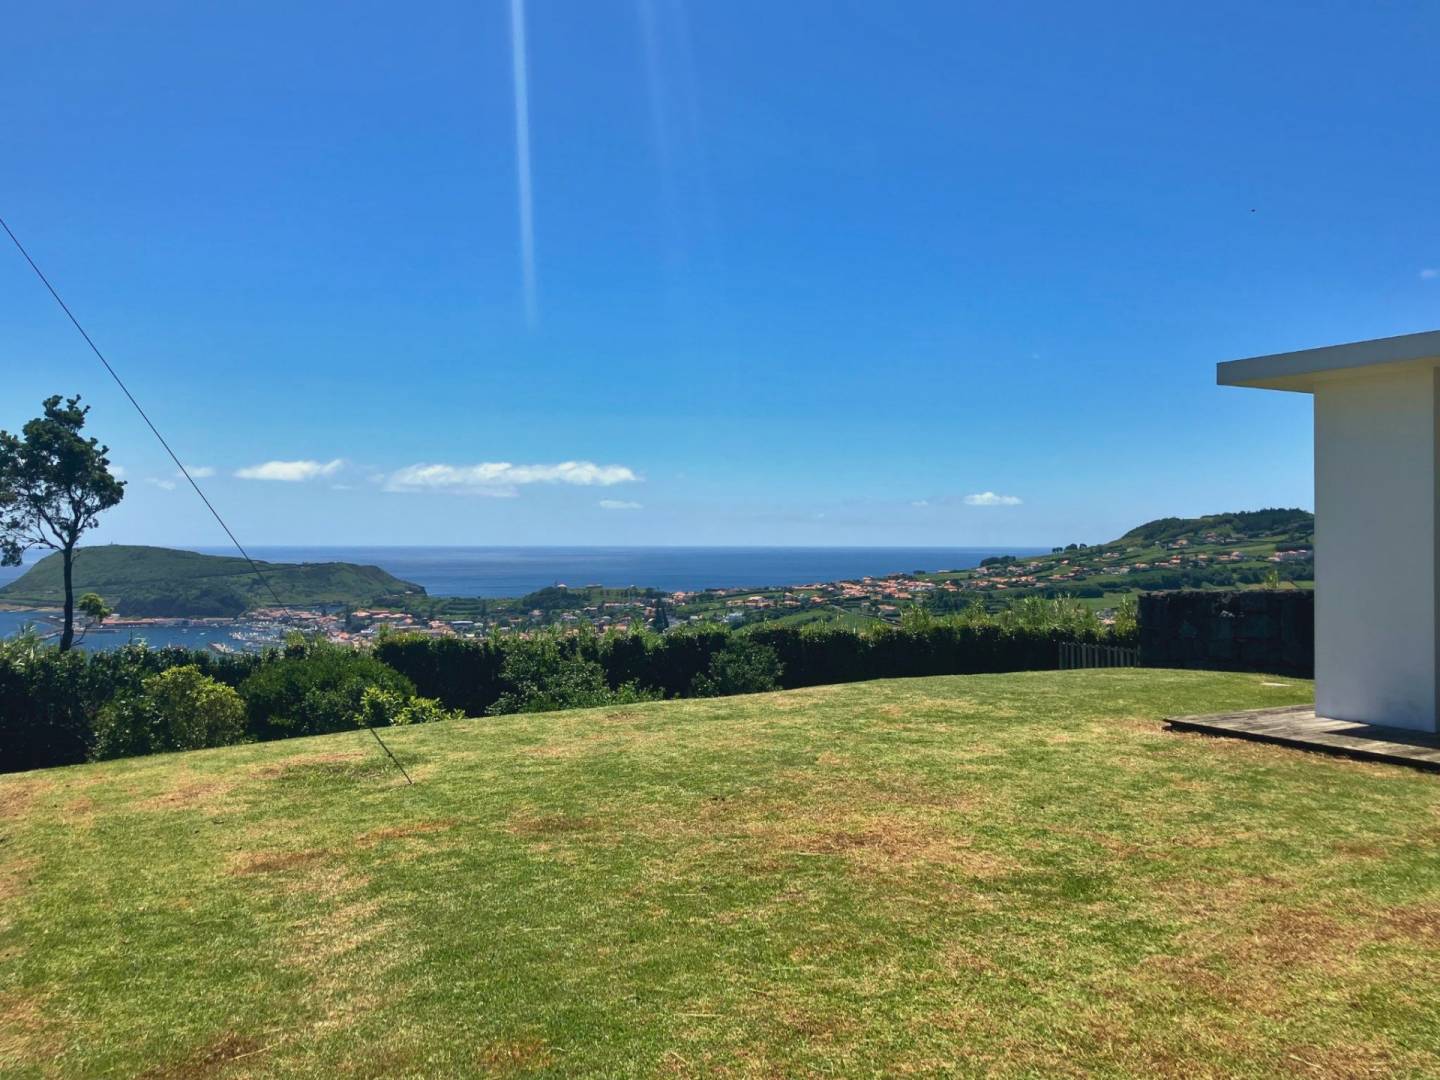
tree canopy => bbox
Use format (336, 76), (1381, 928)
(0, 395), (125, 649)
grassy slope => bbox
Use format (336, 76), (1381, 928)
(3, 670), (1438, 1078)
(0, 545), (425, 616)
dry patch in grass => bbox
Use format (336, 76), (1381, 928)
(132, 775), (237, 814)
(231, 838), (401, 1038)
(286, 891), (399, 1035)
(518, 731), (615, 760)
(594, 708), (646, 726)
(473, 1036), (555, 1072)
(506, 810), (598, 838)
(1242, 907), (1352, 971)
(229, 819), (459, 881)
(1162, 727), (1412, 781)
(772, 813), (1014, 878)
(1277, 1040), (1404, 1079)
(60, 793), (99, 825)
(1137, 894), (1440, 1028)
(762, 687), (842, 711)
(229, 848), (332, 876)
(137, 1032), (269, 1079)
(1331, 840), (1387, 859)
(288, 894), (387, 969)
(772, 1003), (858, 1048)
(0, 990), (59, 1063)
(0, 780), (52, 821)
(1379, 903), (1440, 942)
(354, 819), (458, 847)
(517, 719), (674, 761)
(940, 942), (1006, 979)
(616, 767), (1008, 889)
(1077, 1014), (1263, 1080)
(248, 750), (367, 780)
(0, 856), (37, 905)
(631, 785), (1009, 883)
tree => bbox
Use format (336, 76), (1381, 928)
(75, 592), (112, 644)
(651, 600), (670, 633)
(691, 638), (783, 697)
(93, 665), (246, 760)
(0, 396), (125, 651)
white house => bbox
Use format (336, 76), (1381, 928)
(1218, 330), (1440, 734)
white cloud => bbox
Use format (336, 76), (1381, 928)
(182, 465), (215, 479)
(599, 499), (643, 511)
(963, 491), (1022, 507)
(383, 460), (640, 496)
(145, 477), (177, 491)
(911, 499), (930, 508)
(1422, 268), (1439, 280)
(235, 459), (345, 482)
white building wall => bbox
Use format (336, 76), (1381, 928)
(1313, 368), (1438, 732)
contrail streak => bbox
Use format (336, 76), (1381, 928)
(509, 0), (537, 325)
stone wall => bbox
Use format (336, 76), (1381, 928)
(1138, 590), (1314, 677)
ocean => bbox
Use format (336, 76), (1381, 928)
(0, 545), (1042, 650)
(205, 546), (1042, 597)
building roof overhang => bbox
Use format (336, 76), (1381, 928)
(1217, 329), (1440, 393)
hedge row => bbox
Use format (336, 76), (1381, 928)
(0, 645), (263, 773)
(373, 621), (1105, 716)
(3, 619), (1118, 774)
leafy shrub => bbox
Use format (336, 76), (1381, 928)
(394, 695), (466, 725)
(93, 665), (246, 760)
(1000, 595), (1102, 637)
(238, 643), (415, 738)
(691, 639), (783, 697)
(358, 685), (466, 727)
(358, 685), (406, 728)
(1110, 594), (1139, 645)
(0, 635), (260, 773)
(487, 637), (657, 715)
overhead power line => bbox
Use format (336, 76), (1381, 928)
(0, 213), (412, 784)
(0, 215), (288, 610)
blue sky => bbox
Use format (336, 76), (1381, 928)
(2, 1), (1437, 547)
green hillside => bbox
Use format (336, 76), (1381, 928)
(1118, 507), (1314, 546)
(916, 507), (1314, 612)
(636, 508), (1317, 632)
(0, 545), (425, 617)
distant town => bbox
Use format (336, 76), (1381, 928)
(34, 511), (1308, 653)
(0, 509), (1314, 653)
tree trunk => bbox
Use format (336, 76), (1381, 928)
(60, 545), (75, 652)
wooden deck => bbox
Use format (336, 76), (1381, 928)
(1166, 704), (1440, 771)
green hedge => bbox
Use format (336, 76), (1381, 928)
(3, 609), (1123, 774)
(371, 635), (506, 716)
(376, 620), (1107, 715)
(0, 642), (262, 773)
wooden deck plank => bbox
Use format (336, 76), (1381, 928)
(1165, 706), (1440, 771)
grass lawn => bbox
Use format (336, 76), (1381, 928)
(3, 669), (1439, 1078)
